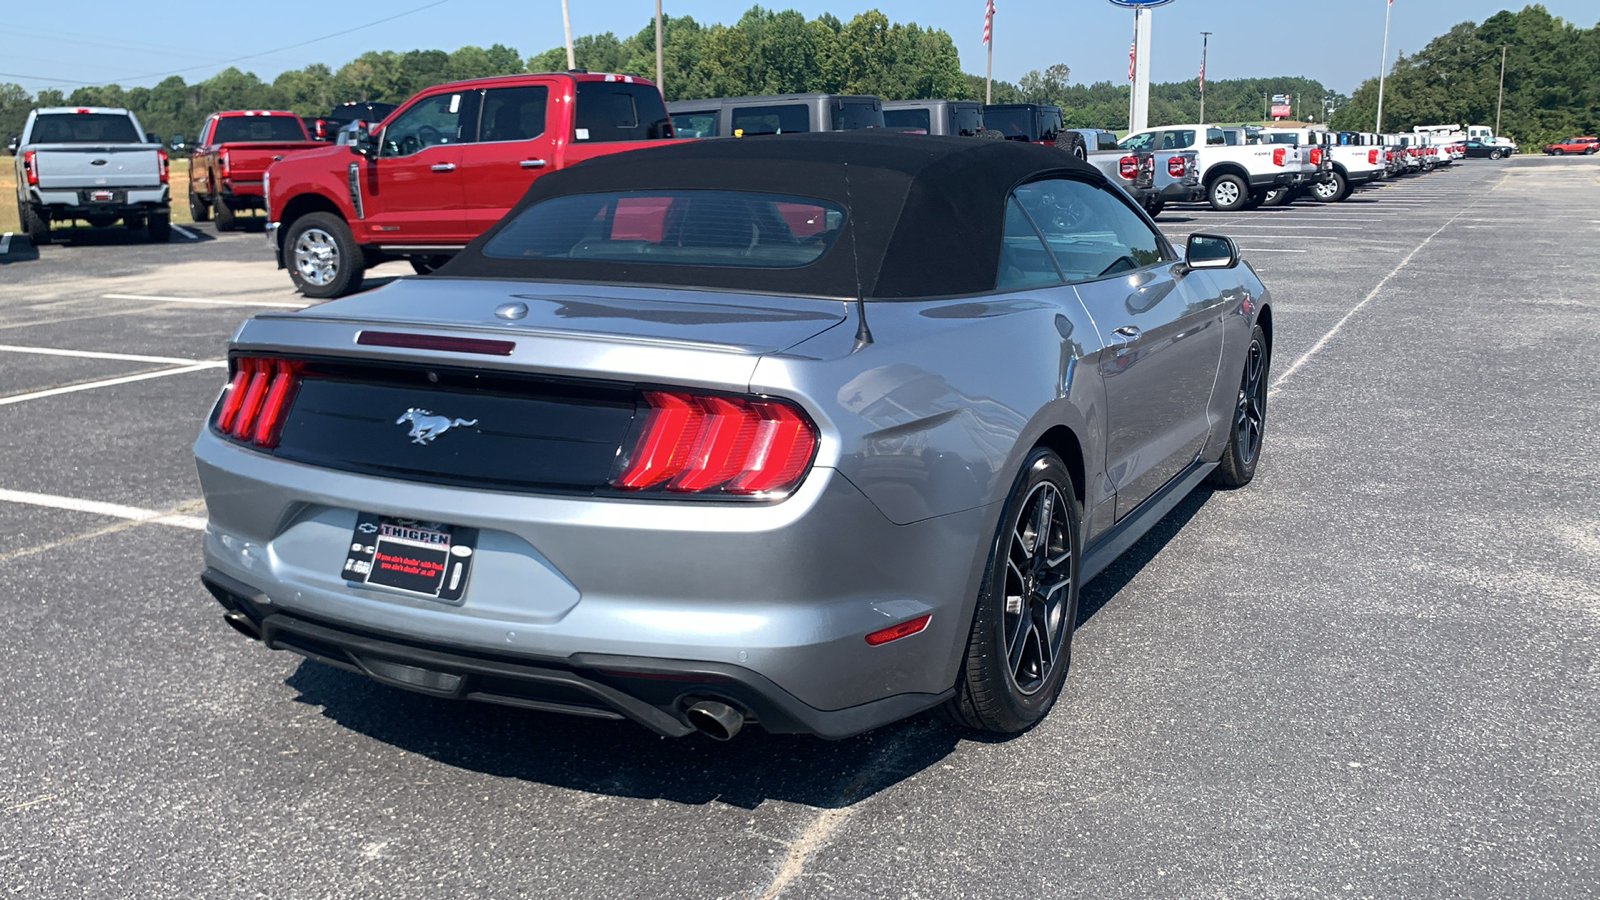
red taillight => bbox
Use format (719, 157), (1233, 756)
(214, 357), (303, 448)
(1272, 147), (1287, 166)
(1167, 155), (1186, 177)
(614, 391), (817, 496)
(22, 149), (38, 186)
(157, 148), (169, 184)
(1369, 149), (1380, 165)
(1118, 155), (1139, 180)
(220, 148), (230, 179)
(1309, 147), (1322, 166)
(866, 614), (932, 646)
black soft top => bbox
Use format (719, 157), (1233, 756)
(437, 132), (1101, 299)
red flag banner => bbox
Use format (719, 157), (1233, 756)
(1128, 41), (1136, 82)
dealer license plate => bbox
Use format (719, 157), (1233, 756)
(342, 513), (478, 603)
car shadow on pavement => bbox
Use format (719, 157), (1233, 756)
(283, 661), (961, 809)
(43, 225), (212, 246)
(1077, 485), (1214, 627)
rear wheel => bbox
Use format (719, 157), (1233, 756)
(941, 448), (1079, 734)
(1262, 187), (1294, 207)
(22, 203), (51, 245)
(1550, 148), (1564, 156)
(213, 197), (237, 231)
(188, 186), (211, 222)
(1311, 171), (1347, 202)
(1054, 131), (1087, 161)
(408, 255), (452, 275)
(1208, 174), (1248, 211)
(1209, 324), (1270, 488)
(1242, 192), (1266, 211)
(1488, 149), (1503, 160)
(285, 212), (364, 299)
(1144, 200), (1166, 218)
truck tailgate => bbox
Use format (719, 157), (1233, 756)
(220, 143), (324, 180)
(32, 143), (162, 189)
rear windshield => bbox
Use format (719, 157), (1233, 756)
(573, 82), (673, 142)
(29, 113), (140, 144)
(483, 190), (845, 269)
(212, 116), (308, 143)
(952, 106), (983, 137)
(883, 109), (931, 133)
(328, 103), (396, 125)
(830, 101), (884, 131)
(1264, 133), (1300, 145)
(985, 106), (1037, 141)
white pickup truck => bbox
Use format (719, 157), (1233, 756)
(1117, 123), (1316, 212)
(1262, 128), (1385, 202)
(10, 106), (171, 244)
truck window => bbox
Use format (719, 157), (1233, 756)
(480, 86), (549, 142)
(1207, 128), (1229, 146)
(381, 92), (477, 157)
(988, 107), (1035, 141)
(1118, 131), (1155, 152)
(1038, 109), (1062, 142)
(1265, 133), (1299, 145)
(212, 116), (309, 143)
(731, 104), (809, 136)
(29, 113), (140, 144)
(830, 101), (884, 131)
(883, 109), (932, 133)
(671, 112), (718, 138)
(573, 82), (672, 142)
(1161, 130), (1195, 150)
(952, 106), (982, 137)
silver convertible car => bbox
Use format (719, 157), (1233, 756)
(196, 133), (1272, 740)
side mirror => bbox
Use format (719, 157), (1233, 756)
(5, 135), (17, 155)
(146, 131), (160, 145)
(349, 120), (377, 157)
(1184, 233), (1239, 270)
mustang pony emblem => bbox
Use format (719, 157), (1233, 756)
(396, 409), (478, 445)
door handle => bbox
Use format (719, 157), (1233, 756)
(519, 158), (547, 169)
(1112, 325), (1142, 341)
(430, 162), (456, 172)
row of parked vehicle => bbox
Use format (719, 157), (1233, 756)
(8, 71), (1517, 297)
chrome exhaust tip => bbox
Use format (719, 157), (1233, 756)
(222, 611), (261, 641)
(684, 699), (745, 741)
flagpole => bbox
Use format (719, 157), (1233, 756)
(1375, 0), (1392, 132)
(1199, 31), (1210, 124)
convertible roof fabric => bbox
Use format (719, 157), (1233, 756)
(436, 132), (1101, 299)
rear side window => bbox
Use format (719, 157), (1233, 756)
(573, 82), (672, 142)
(731, 104), (809, 136)
(671, 112), (718, 138)
(211, 116), (308, 143)
(1118, 131), (1154, 152)
(29, 113), (140, 144)
(1207, 128), (1230, 146)
(830, 101), (884, 131)
(883, 109), (932, 132)
(1012, 178), (1168, 282)
(1161, 130), (1195, 150)
(480, 86), (549, 142)
(483, 190), (845, 268)
(997, 197), (1063, 290)
(952, 106), (982, 137)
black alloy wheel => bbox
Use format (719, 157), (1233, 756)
(942, 447), (1080, 733)
(1210, 323), (1269, 488)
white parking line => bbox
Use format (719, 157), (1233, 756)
(0, 488), (206, 530)
(170, 224), (200, 241)
(0, 343), (210, 365)
(102, 293), (305, 309)
(0, 361), (224, 407)
(0, 232), (11, 255)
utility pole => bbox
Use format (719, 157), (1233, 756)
(562, 0), (576, 70)
(1376, 0), (1393, 132)
(1199, 31), (1211, 124)
(1495, 44), (1507, 136)
(655, 0), (664, 91)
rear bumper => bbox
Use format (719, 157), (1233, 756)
(1157, 181), (1204, 202)
(29, 185), (168, 216)
(203, 568), (950, 739)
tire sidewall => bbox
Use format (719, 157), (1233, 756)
(1210, 174), (1247, 211)
(1212, 323), (1270, 487)
(285, 212), (361, 299)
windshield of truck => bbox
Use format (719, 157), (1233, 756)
(213, 116), (308, 143)
(830, 101), (884, 131)
(29, 113), (140, 144)
(573, 82), (673, 142)
(731, 104), (809, 135)
(483, 190), (845, 268)
(883, 109), (931, 133)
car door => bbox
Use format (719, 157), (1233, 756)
(1012, 176), (1228, 519)
(366, 88), (475, 242)
(458, 82), (557, 234)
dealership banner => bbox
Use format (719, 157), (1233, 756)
(1271, 93), (1292, 117)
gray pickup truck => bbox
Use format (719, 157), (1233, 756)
(10, 107), (171, 244)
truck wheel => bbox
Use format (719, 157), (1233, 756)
(1053, 131), (1087, 161)
(286, 212), (364, 299)
(1144, 201), (1165, 218)
(22, 203), (51, 245)
(1242, 193), (1266, 211)
(188, 186), (211, 222)
(1208, 174), (1248, 211)
(214, 198), (237, 232)
(1311, 171), (1346, 202)
(147, 211), (171, 243)
(1262, 188), (1293, 207)
(975, 128), (1005, 141)
(409, 255), (452, 275)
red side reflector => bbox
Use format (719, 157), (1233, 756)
(866, 614), (932, 646)
(357, 331), (515, 356)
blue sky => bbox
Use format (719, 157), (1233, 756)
(3, 1), (1594, 97)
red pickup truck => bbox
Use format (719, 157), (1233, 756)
(189, 110), (323, 231)
(265, 72), (676, 298)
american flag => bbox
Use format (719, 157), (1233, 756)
(1128, 41), (1136, 81)
(1199, 57), (1205, 90)
(983, 0), (995, 45)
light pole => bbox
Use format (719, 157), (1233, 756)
(1495, 44), (1507, 136)
(1375, 0), (1393, 132)
(1199, 31), (1211, 124)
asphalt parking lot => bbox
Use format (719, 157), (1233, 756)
(2, 156), (1597, 898)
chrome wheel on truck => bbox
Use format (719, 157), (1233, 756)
(294, 228), (340, 286)
(285, 212), (365, 299)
